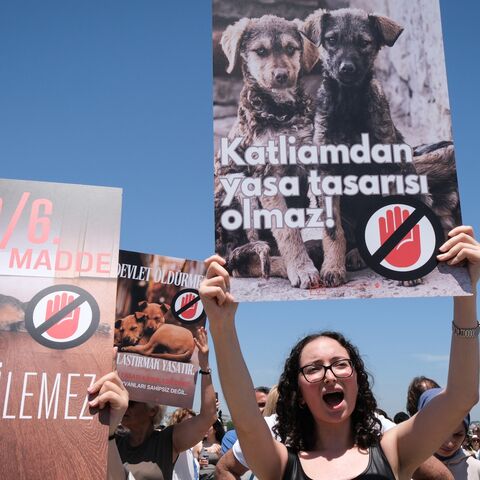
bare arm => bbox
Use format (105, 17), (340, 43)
(386, 226), (480, 478)
(172, 326), (217, 457)
(412, 456), (454, 480)
(200, 256), (287, 480)
(215, 449), (249, 480)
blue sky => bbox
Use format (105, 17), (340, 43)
(0, 0), (479, 420)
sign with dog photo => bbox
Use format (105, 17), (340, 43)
(115, 251), (207, 408)
(0, 178), (122, 479)
(213, 0), (471, 301)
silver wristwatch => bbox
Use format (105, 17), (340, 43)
(452, 321), (480, 338)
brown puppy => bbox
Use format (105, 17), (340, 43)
(115, 312), (195, 362)
(136, 300), (171, 336)
(215, 14), (322, 289)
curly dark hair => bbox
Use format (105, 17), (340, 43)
(274, 331), (381, 452)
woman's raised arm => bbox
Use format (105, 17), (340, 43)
(200, 255), (287, 480)
(385, 225), (480, 479)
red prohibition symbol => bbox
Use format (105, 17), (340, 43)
(25, 285), (100, 349)
(356, 196), (444, 281)
(171, 289), (206, 325)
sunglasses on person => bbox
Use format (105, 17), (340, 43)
(299, 358), (354, 383)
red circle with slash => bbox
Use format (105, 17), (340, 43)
(171, 288), (206, 325)
(356, 196), (444, 281)
(25, 285), (100, 349)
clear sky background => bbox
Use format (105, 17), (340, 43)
(0, 0), (479, 420)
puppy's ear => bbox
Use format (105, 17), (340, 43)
(114, 319), (122, 329)
(302, 32), (320, 72)
(293, 19), (320, 73)
(221, 18), (250, 74)
(137, 300), (148, 311)
(159, 302), (171, 314)
(303, 9), (328, 46)
(134, 312), (146, 322)
(369, 14), (404, 47)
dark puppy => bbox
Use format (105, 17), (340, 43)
(215, 15), (322, 288)
(115, 312), (195, 362)
(304, 8), (412, 286)
(413, 141), (460, 235)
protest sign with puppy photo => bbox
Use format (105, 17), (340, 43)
(213, 0), (471, 301)
(115, 251), (207, 407)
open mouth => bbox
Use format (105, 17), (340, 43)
(322, 391), (345, 408)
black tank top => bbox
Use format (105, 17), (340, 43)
(283, 443), (396, 480)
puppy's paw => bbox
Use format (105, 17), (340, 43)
(286, 261), (321, 289)
(228, 241), (271, 279)
(398, 278), (423, 287)
(319, 266), (347, 288)
(346, 248), (366, 271)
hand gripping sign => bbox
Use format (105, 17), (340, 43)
(356, 196), (444, 281)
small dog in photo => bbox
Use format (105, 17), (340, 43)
(215, 14), (322, 288)
(115, 310), (195, 363)
(413, 141), (460, 235)
(304, 8), (415, 287)
(136, 300), (170, 336)
(0, 294), (26, 332)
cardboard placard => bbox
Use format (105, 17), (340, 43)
(213, 0), (471, 302)
(116, 251), (206, 408)
(0, 178), (122, 479)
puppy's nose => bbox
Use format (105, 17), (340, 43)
(274, 70), (289, 85)
(339, 61), (356, 75)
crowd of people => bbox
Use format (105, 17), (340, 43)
(91, 225), (480, 480)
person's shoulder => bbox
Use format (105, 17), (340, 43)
(223, 429), (237, 441)
(154, 425), (174, 435)
(114, 428), (130, 447)
(465, 450), (480, 471)
(264, 414), (278, 429)
(444, 448), (471, 467)
(221, 429), (238, 453)
(375, 413), (396, 433)
(151, 425), (174, 442)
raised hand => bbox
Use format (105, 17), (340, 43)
(194, 326), (210, 370)
(199, 255), (238, 328)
